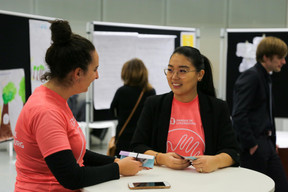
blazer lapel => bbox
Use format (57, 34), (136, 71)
(198, 92), (213, 154)
(158, 92), (173, 152)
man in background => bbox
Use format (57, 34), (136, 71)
(232, 36), (288, 192)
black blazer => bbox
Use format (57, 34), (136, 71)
(232, 63), (276, 151)
(131, 91), (240, 165)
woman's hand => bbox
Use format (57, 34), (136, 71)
(192, 153), (234, 173)
(116, 157), (143, 176)
(192, 155), (218, 173)
(114, 158), (120, 163)
(249, 145), (258, 155)
(158, 152), (190, 170)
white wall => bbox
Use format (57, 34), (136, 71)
(1, 0), (288, 131)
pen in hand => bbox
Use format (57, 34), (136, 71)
(175, 153), (185, 159)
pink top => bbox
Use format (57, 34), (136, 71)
(14, 85), (86, 192)
(167, 96), (205, 157)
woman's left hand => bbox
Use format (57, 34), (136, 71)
(191, 155), (219, 173)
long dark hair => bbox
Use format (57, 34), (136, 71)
(172, 46), (216, 97)
(41, 20), (95, 86)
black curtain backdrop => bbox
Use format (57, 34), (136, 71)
(226, 31), (288, 117)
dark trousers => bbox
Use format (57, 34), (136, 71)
(240, 136), (288, 192)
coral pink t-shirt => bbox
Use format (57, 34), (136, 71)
(14, 85), (86, 192)
(167, 96), (205, 157)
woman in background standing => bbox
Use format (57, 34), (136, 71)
(110, 58), (156, 157)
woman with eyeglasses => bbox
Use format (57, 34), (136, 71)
(131, 46), (240, 173)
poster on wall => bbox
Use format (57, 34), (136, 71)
(226, 29), (288, 117)
(136, 34), (175, 95)
(93, 32), (139, 109)
(92, 32), (175, 109)
(180, 32), (196, 47)
(29, 19), (51, 93)
(0, 69), (25, 143)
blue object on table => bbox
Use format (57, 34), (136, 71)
(119, 151), (155, 168)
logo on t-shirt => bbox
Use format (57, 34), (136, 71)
(170, 117), (176, 125)
(167, 128), (205, 156)
(14, 131), (24, 149)
(70, 118), (77, 127)
(167, 97), (205, 156)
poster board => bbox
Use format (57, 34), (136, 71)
(88, 21), (198, 120)
(0, 10), (54, 143)
(225, 28), (288, 117)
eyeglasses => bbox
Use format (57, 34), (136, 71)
(164, 68), (197, 78)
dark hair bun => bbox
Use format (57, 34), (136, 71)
(50, 20), (72, 45)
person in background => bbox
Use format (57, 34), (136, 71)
(14, 20), (142, 192)
(110, 58), (156, 157)
(67, 94), (85, 122)
(131, 46), (240, 173)
(232, 36), (288, 192)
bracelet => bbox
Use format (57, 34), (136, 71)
(155, 153), (160, 165)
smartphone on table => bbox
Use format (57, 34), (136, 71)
(128, 181), (171, 190)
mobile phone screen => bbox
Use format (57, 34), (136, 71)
(133, 182), (166, 187)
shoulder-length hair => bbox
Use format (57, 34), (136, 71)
(121, 58), (153, 91)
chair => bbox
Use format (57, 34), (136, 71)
(90, 128), (108, 144)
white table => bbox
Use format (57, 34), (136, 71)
(82, 166), (274, 192)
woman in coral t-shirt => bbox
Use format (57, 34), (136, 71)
(14, 20), (142, 192)
(132, 46), (240, 173)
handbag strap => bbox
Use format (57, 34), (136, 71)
(115, 89), (145, 144)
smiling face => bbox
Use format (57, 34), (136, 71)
(167, 53), (204, 102)
(76, 50), (99, 93)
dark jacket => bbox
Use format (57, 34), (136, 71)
(131, 91), (240, 165)
(232, 63), (276, 151)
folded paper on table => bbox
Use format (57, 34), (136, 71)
(119, 151), (154, 168)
